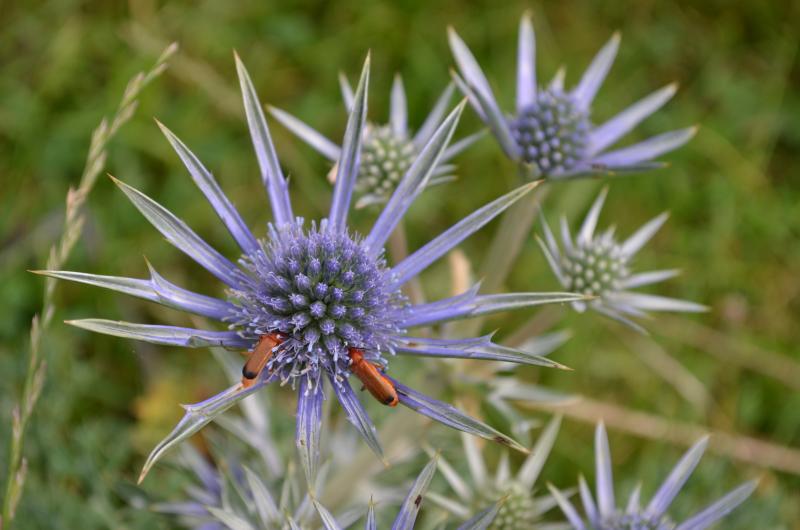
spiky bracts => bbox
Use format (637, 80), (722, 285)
(450, 13), (695, 180)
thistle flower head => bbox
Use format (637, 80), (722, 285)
(510, 88), (590, 175)
(549, 423), (757, 530)
(429, 416), (564, 529)
(42, 53), (584, 483)
(269, 73), (484, 208)
(538, 188), (706, 332)
(229, 221), (406, 390)
(356, 124), (417, 198)
(559, 226), (628, 300)
(449, 13), (695, 180)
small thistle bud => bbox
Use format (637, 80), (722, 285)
(485, 483), (538, 530)
(538, 189), (706, 331)
(510, 89), (590, 176)
(357, 124), (417, 199)
(561, 236), (627, 298)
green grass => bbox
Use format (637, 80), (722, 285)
(1, 1), (799, 528)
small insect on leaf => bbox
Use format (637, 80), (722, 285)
(241, 333), (282, 388)
(348, 348), (398, 407)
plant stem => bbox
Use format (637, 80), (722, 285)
(658, 316), (800, 392)
(1, 44), (176, 529)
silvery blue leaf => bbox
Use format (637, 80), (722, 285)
(390, 182), (539, 286)
(595, 422), (615, 517)
(674, 481), (757, 530)
(394, 335), (568, 369)
(516, 12), (537, 112)
(588, 83), (678, 155)
(328, 54), (369, 233)
(157, 120), (259, 254)
(390, 73), (408, 137)
(440, 129), (487, 163)
(110, 176), (243, 287)
(645, 437), (709, 518)
(391, 456), (438, 530)
(517, 415), (562, 489)
(139, 380), (268, 483)
(268, 105), (341, 161)
(393, 380), (528, 454)
(311, 498), (343, 530)
(65, 319), (248, 348)
(572, 32), (620, 110)
(413, 83), (455, 147)
(365, 100), (466, 254)
(364, 501), (377, 530)
(243, 466), (281, 526)
(206, 507), (255, 530)
(234, 53), (294, 225)
(548, 485), (586, 530)
(592, 127), (697, 167)
(296, 379), (324, 485)
(329, 375), (385, 462)
(338, 72), (354, 111)
(35, 266), (234, 321)
(457, 499), (502, 530)
(620, 212), (669, 256)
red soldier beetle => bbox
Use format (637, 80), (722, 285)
(241, 333), (282, 389)
(348, 347), (398, 407)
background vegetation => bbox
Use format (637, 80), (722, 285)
(1, 0), (798, 528)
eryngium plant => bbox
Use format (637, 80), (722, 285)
(448, 13), (695, 180)
(38, 53), (587, 484)
(270, 74), (483, 208)
(537, 188), (706, 332)
(311, 456), (503, 530)
(161, 446), (498, 529)
(549, 423), (757, 530)
(429, 416), (566, 530)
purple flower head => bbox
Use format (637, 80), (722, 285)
(39, 53), (586, 483)
(270, 73), (484, 208)
(229, 220), (406, 390)
(549, 423), (757, 530)
(449, 13), (696, 180)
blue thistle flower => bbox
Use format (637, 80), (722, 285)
(38, 53), (585, 482)
(538, 188), (707, 332)
(448, 13), (695, 180)
(269, 73), (484, 208)
(549, 423), (757, 530)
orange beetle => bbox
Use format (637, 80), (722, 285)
(348, 347), (398, 407)
(241, 333), (282, 389)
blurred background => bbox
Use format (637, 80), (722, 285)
(1, 0), (799, 528)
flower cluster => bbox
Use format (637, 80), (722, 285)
(40, 11), (759, 530)
(43, 52), (582, 487)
